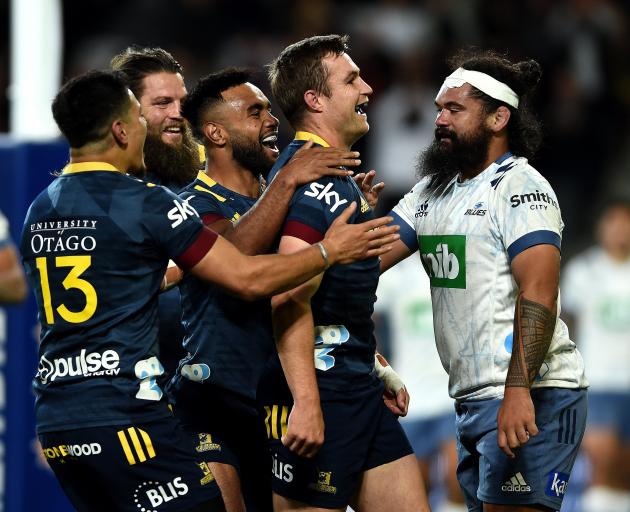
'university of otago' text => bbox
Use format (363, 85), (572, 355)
(29, 219), (98, 254)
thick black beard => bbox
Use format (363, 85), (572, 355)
(139, 125), (200, 187)
(416, 126), (492, 197)
(231, 132), (275, 180)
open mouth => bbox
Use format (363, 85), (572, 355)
(162, 125), (183, 139)
(261, 132), (279, 153)
(355, 101), (369, 116)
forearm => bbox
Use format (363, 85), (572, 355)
(222, 175), (295, 255)
(273, 295), (320, 406)
(190, 236), (328, 300)
(505, 292), (556, 388)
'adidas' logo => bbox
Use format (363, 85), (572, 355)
(501, 472), (531, 492)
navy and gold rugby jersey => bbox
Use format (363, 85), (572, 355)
(265, 132), (381, 399)
(170, 171), (274, 401)
(20, 162), (217, 433)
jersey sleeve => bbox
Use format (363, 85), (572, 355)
(144, 187), (217, 269)
(390, 181), (427, 251)
(180, 189), (227, 226)
(282, 179), (351, 244)
(492, 167), (563, 262)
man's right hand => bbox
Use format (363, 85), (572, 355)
(322, 202), (399, 265)
(282, 400), (325, 458)
(277, 140), (361, 187)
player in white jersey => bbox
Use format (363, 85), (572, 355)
(381, 49), (588, 511)
(375, 256), (465, 512)
(562, 200), (630, 512)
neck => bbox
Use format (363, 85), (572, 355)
(460, 136), (510, 180)
(69, 145), (127, 173)
(204, 149), (260, 198)
(296, 120), (352, 149)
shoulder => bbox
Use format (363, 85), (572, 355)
(268, 141), (306, 183)
(493, 158), (553, 193)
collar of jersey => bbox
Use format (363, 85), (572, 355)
(196, 170), (218, 188)
(495, 151), (513, 164)
(62, 162), (121, 174)
(294, 131), (330, 147)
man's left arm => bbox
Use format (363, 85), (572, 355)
(497, 243), (560, 458)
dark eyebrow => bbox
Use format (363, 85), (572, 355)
(435, 100), (466, 110)
(345, 70), (359, 82)
(246, 100), (271, 114)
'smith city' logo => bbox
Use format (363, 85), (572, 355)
(419, 235), (466, 289)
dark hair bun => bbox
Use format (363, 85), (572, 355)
(516, 60), (542, 89)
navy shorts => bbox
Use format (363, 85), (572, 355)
(401, 411), (456, 459)
(168, 376), (273, 511)
(40, 415), (223, 512)
(260, 381), (413, 508)
(456, 387), (587, 512)
(586, 390), (630, 440)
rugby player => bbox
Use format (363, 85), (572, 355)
(382, 49), (589, 511)
(257, 35), (430, 512)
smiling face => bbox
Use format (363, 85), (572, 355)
(319, 53), (372, 147)
(219, 82), (280, 176)
(138, 71), (187, 146)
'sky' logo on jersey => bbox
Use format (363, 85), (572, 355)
(304, 182), (348, 213)
(167, 196), (199, 228)
(419, 235), (466, 289)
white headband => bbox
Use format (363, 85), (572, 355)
(438, 67), (519, 109)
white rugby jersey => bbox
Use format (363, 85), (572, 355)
(562, 247), (630, 390)
(375, 255), (453, 418)
(392, 152), (587, 400)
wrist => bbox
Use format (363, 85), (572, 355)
(318, 240), (337, 268)
(276, 168), (296, 189)
(316, 242), (331, 270)
(293, 395), (321, 408)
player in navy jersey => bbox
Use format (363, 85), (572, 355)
(167, 68), (368, 511)
(111, 46), (201, 380)
(258, 35), (430, 511)
(20, 70), (400, 512)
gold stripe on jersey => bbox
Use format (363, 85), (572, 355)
(263, 406), (272, 438)
(127, 427), (147, 462)
(196, 171), (217, 188)
(263, 405), (290, 440)
(62, 162), (120, 174)
(193, 185), (226, 202)
(117, 427), (156, 465)
(139, 428), (156, 459)
(294, 131), (330, 148)
(280, 405), (289, 439)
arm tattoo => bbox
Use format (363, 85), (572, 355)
(505, 293), (556, 388)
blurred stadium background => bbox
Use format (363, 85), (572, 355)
(1, 1), (629, 510)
